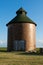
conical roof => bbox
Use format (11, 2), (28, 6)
(6, 7), (37, 26)
(16, 7), (27, 14)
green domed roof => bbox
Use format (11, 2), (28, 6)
(6, 8), (37, 26)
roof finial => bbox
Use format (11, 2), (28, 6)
(16, 7), (27, 15)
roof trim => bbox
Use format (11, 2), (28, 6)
(6, 21), (37, 26)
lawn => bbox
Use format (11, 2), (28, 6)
(0, 47), (43, 65)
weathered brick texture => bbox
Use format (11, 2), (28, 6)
(7, 23), (36, 52)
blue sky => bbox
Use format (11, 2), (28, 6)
(0, 0), (43, 47)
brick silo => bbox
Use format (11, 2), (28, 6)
(6, 8), (37, 52)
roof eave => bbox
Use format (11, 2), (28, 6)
(6, 21), (37, 26)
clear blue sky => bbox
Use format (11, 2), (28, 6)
(0, 0), (43, 47)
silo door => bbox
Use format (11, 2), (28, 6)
(13, 40), (18, 51)
(13, 40), (25, 51)
(18, 40), (25, 51)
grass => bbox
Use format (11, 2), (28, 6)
(0, 47), (7, 52)
(0, 47), (43, 65)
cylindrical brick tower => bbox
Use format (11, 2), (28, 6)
(6, 8), (37, 52)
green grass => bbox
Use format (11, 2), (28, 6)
(0, 47), (43, 65)
(0, 47), (7, 52)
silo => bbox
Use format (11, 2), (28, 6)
(6, 8), (37, 52)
